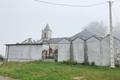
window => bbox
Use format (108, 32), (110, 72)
(44, 33), (47, 38)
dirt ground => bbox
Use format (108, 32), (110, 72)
(0, 76), (18, 80)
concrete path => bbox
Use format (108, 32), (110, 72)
(0, 76), (18, 80)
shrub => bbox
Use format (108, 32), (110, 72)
(81, 62), (89, 65)
(0, 55), (4, 61)
(115, 64), (120, 67)
(61, 60), (77, 65)
(91, 62), (95, 66)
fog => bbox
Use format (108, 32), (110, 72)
(0, 0), (120, 56)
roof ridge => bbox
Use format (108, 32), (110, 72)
(70, 29), (98, 40)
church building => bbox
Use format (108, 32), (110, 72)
(5, 24), (120, 66)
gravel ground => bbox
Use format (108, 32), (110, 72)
(0, 76), (18, 80)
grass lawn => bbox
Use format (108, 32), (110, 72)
(0, 61), (120, 80)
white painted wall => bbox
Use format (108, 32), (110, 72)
(5, 45), (42, 61)
(114, 39), (120, 64)
(72, 38), (84, 63)
(42, 44), (49, 50)
(58, 39), (70, 62)
(101, 36), (111, 66)
(87, 37), (101, 66)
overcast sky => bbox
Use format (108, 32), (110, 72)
(0, 0), (120, 55)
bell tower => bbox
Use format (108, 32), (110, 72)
(41, 24), (52, 41)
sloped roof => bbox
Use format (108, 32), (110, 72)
(48, 30), (103, 44)
(48, 38), (70, 44)
(103, 34), (120, 42)
(93, 36), (103, 40)
(71, 29), (97, 40)
(43, 24), (52, 31)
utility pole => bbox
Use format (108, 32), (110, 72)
(108, 0), (115, 68)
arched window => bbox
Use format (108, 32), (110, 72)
(44, 33), (47, 38)
(49, 48), (52, 53)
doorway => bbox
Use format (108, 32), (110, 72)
(42, 48), (58, 62)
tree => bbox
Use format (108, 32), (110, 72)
(83, 22), (120, 39)
(83, 22), (107, 36)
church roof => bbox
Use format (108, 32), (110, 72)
(48, 38), (70, 44)
(43, 24), (52, 31)
(48, 30), (102, 44)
